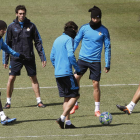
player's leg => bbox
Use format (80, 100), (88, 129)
(30, 75), (45, 108)
(92, 80), (101, 117)
(89, 62), (101, 117)
(56, 97), (70, 129)
(57, 96), (79, 129)
(116, 83), (140, 114)
(0, 97), (6, 121)
(62, 97), (71, 128)
(131, 83), (140, 104)
(4, 60), (22, 109)
(56, 75), (80, 129)
(3, 75), (16, 109)
(126, 84), (140, 112)
(25, 59), (45, 108)
(63, 96), (79, 116)
(70, 74), (82, 114)
(7, 75), (16, 98)
(64, 96), (79, 129)
(70, 59), (88, 114)
(0, 93), (16, 125)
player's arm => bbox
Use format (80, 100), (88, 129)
(2, 39), (20, 57)
(3, 25), (12, 65)
(74, 26), (84, 52)
(50, 45), (55, 68)
(104, 29), (111, 73)
(33, 24), (47, 67)
(2, 39), (25, 68)
(66, 39), (80, 73)
(2, 38), (20, 69)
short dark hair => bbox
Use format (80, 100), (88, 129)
(64, 21), (78, 31)
(15, 5), (26, 14)
(0, 20), (7, 30)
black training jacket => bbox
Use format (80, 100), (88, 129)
(3, 17), (46, 64)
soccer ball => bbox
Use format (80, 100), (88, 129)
(99, 112), (112, 125)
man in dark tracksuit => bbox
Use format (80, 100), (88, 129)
(3, 5), (47, 108)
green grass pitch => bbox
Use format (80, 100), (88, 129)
(0, 0), (140, 139)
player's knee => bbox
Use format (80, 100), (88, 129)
(93, 81), (100, 89)
(8, 76), (16, 82)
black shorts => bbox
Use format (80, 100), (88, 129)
(56, 75), (80, 98)
(75, 59), (101, 81)
(9, 59), (36, 76)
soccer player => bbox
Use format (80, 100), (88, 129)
(70, 6), (111, 116)
(50, 21), (81, 129)
(116, 84), (140, 115)
(3, 5), (47, 109)
(0, 20), (25, 125)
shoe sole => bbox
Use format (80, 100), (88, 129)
(2, 119), (16, 125)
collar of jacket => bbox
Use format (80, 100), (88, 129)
(14, 17), (30, 24)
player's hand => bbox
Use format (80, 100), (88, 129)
(4, 64), (8, 69)
(104, 67), (110, 73)
(19, 54), (26, 60)
(42, 61), (46, 68)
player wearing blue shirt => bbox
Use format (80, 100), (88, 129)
(0, 20), (25, 125)
(70, 6), (111, 116)
(50, 21), (80, 129)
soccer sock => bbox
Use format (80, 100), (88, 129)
(75, 101), (78, 106)
(95, 102), (100, 112)
(60, 115), (66, 122)
(36, 97), (41, 104)
(7, 98), (11, 104)
(0, 111), (6, 121)
(65, 120), (72, 125)
(126, 101), (136, 113)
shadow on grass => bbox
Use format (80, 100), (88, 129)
(77, 123), (133, 128)
(12, 102), (80, 108)
(23, 102), (80, 108)
(110, 111), (140, 115)
(13, 118), (56, 125)
(72, 115), (94, 118)
(11, 102), (63, 108)
(6, 121), (133, 127)
(72, 111), (140, 119)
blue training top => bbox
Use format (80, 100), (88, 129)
(0, 38), (20, 64)
(50, 33), (80, 78)
(74, 23), (111, 68)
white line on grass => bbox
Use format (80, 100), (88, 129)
(0, 83), (138, 90)
(0, 133), (140, 139)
